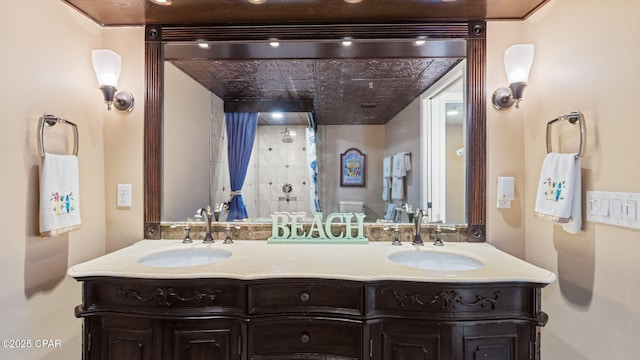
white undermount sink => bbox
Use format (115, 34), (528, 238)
(388, 250), (484, 271)
(138, 248), (232, 268)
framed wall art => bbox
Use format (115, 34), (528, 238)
(340, 148), (366, 187)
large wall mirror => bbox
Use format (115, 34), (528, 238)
(144, 22), (486, 241)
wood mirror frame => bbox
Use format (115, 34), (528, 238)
(142, 21), (486, 241)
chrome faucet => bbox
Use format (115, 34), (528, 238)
(196, 207), (214, 243)
(412, 209), (428, 246)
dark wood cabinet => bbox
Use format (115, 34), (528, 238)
(369, 320), (452, 360)
(86, 316), (241, 360)
(460, 323), (531, 360)
(75, 278), (548, 360)
(166, 319), (242, 360)
(86, 316), (162, 360)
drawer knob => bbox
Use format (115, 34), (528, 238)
(300, 332), (310, 343)
(300, 291), (310, 302)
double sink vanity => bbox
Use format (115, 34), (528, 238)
(69, 239), (555, 360)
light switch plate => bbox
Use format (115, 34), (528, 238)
(586, 191), (640, 229)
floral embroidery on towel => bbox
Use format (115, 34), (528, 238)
(50, 192), (75, 215)
(543, 177), (567, 202)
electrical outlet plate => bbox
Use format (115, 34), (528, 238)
(117, 184), (132, 208)
(586, 191), (640, 229)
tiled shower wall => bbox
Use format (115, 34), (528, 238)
(209, 95), (231, 215)
(253, 125), (311, 219)
(210, 117), (311, 220)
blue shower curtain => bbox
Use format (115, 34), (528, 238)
(306, 127), (322, 213)
(225, 112), (258, 221)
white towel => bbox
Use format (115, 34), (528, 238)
(392, 152), (407, 177)
(391, 177), (404, 200)
(382, 157), (392, 200)
(534, 153), (581, 234)
(383, 156), (392, 178)
(403, 152), (412, 172)
(391, 152), (411, 200)
(39, 154), (81, 237)
(382, 178), (390, 201)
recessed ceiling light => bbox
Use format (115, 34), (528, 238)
(197, 42), (210, 49)
(344, 0), (363, 3)
(272, 112), (284, 119)
(149, 0), (172, 5)
(414, 40), (426, 45)
(269, 41), (280, 48)
(342, 39), (353, 46)
(248, 0), (267, 4)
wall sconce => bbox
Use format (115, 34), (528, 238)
(91, 49), (135, 112)
(492, 44), (534, 110)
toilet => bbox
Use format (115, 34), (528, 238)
(339, 200), (365, 213)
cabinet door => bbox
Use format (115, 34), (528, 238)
(461, 323), (530, 360)
(101, 317), (162, 360)
(166, 319), (242, 360)
(369, 321), (451, 360)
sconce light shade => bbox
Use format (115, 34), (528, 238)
(91, 49), (134, 112)
(504, 44), (534, 84)
(493, 44), (534, 110)
(92, 49), (121, 87)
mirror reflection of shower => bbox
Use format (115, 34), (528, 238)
(281, 127), (295, 143)
(243, 112), (320, 220)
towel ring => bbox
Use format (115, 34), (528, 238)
(546, 110), (585, 159)
(38, 113), (79, 158)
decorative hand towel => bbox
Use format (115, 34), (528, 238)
(391, 153), (411, 200)
(382, 178), (390, 201)
(534, 152), (582, 234)
(392, 152), (408, 177)
(39, 154), (81, 237)
(383, 156), (392, 178)
(382, 157), (391, 200)
(391, 177), (404, 200)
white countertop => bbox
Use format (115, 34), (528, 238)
(67, 240), (556, 284)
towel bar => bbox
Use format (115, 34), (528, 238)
(38, 113), (79, 158)
(546, 110), (585, 159)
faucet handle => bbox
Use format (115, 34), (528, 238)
(182, 223), (193, 244)
(391, 225), (402, 246)
(436, 225), (457, 232)
(433, 225), (456, 246)
(223, 224), (233, 244)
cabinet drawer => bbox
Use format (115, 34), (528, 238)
(84, 278), (246, 316)
(248, 280), (363, 316)
(249, 318), (362, 359)
(367, 282), (535, 320)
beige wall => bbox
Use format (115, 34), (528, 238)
(0, 0), (110, 358)
(163, 63), (213, 220)
(320, 125), (386, 220)
(488, 0), (640, 358)
(102, 27), (145, 252)
(385, 98), (422, 212)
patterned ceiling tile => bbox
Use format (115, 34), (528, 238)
(169, 57), (460, 125)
